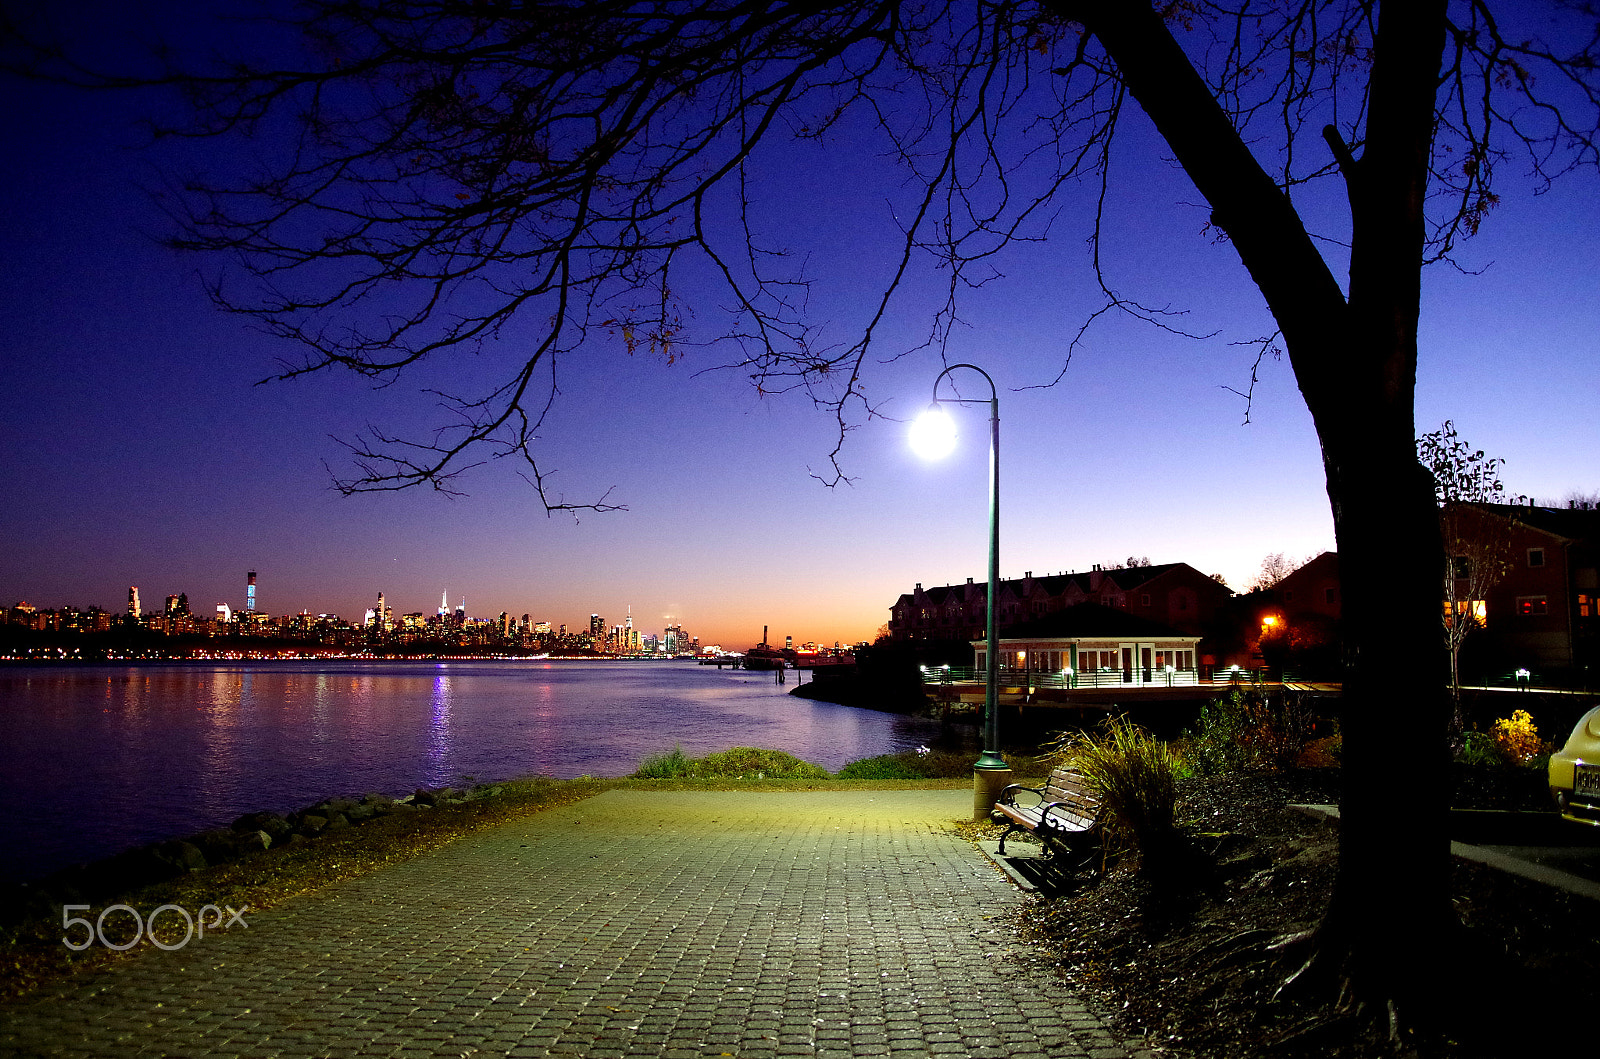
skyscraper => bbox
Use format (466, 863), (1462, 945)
(246, 571), (257, 614)
(128, 587), (140, 618)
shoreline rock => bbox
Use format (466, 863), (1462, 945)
(0, 782), (507, 927)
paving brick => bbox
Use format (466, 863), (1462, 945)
(0, 790), (1142, 1058)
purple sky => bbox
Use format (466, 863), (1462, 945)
(2, 5), (1596, 650)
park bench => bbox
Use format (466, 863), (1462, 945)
(992, 765), (1102, 869)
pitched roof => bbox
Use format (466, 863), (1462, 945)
(991, 603), (1186, 640)
(1460, 502), (1600, 543)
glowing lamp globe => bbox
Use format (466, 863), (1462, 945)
(909, 405), (959, 460)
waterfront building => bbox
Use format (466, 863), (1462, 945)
(889, 562), (1230, 644)
(976, 604), (1204, 686)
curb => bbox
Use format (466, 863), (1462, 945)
(1291, 803), (1600, 903)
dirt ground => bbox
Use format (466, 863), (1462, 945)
(997, 767), (1598, 1058)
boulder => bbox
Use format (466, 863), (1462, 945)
(235, 830), (271, 854)
(311, 796), (360, 817)
(344, 802), (377, 824)
(232, 811), (292, 841)
(155, 839), (210, 874)
(188, 829), (245, 865)
(297, 813), (329, 835)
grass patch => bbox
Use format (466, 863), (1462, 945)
(631, 746), (830, 780)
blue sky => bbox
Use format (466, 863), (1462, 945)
(2, 5), (1595, 649)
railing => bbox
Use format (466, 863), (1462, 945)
(1473, 668), (1596, 693)
(918, 665), (1258, 688)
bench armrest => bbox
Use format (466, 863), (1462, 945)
(995, 781), (1047, 808)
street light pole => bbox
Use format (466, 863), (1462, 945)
(977, 374), (1004, 770)
(910, 364), (1010, 814)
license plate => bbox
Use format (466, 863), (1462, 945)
(1576, 765), (1600, 800)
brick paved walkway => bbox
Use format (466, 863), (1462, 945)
(1, 789), (1143, 1058)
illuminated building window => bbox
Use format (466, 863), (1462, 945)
(1444, 600), (1489, 626)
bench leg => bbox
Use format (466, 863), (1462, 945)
(996, 822), (1021, 856)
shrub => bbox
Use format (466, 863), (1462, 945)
(1055, 717), (1185, 869)
(1491, 710), (1548, 767)
(634, 745), (693, 778)
(631, 746), (830, 780)
(1456, 730), (1501, 767)
(1182, 689), (1315, 774)
(693, 747), (830, 779)
(835, 747), (977, 779)
(1298, 732), (1343, 768)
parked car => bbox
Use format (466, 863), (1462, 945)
(1549, 705), (1600, 825)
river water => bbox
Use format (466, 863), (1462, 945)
(0, 659), (942, 884)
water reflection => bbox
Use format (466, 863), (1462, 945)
(427, 672), (454, 786)
(0, 660), (942, 883)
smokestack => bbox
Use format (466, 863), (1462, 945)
(763, 624), (768, 647)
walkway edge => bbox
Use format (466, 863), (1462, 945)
(1291, 803), (1600, 903)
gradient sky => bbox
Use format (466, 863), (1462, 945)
(2, 4), (1596, 650)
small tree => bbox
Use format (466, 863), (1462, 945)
(1250, 552), (1302, 593)
(1417, 421), (1521, 711)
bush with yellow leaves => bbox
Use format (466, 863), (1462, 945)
(1491, 709), (1548, 766)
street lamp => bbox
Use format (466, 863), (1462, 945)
(910, 364), (1009, 798)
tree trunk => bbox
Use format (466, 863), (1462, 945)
(1064, 0), (1457, 1019)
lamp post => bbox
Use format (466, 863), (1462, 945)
(910, 363), (1011, 817)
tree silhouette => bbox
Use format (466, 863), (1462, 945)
(27, 0), (1600, 1038)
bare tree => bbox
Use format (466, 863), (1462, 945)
(1250, 551), (1302, 592)
(28, 0), (1600, 1039)
(1418, 420), (1522, 709)
(1548, 489), (1600, 509)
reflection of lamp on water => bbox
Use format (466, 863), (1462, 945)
(911, 363), (1010, 817)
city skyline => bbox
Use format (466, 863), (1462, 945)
(2, 4), (1595, 651)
